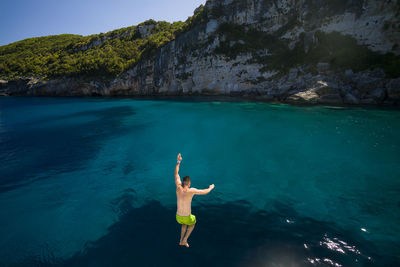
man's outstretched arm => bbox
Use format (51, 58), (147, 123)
(175, 153), (183, 187)
(189, 184), (215, 195)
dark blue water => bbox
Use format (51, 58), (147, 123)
(0, 97), (399, 266)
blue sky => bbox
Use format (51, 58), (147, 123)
(0, 0), (206, 46)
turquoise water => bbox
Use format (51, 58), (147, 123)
(0, 97), (399, 266)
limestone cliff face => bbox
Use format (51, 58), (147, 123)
(3, 0), (400, 104)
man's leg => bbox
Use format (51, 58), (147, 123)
(182, 224), (195, 247)
(179, 224), (188, 245)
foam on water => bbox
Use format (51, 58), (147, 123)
(0, 97), (399, 266)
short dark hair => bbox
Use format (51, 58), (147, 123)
(182, 176), (191, 187)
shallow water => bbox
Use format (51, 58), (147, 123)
(0, 97), (399, 266)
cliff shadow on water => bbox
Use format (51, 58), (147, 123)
(0, 103), (136, 193)
(16, 196), (399, 267)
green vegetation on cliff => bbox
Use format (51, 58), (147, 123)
(0, 21), (180, 80)
(0, 5), (207, 80)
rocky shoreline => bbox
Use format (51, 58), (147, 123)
(1, 66), (399, 106)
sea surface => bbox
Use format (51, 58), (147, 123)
(0, 97), (399, 266)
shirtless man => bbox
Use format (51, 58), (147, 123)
(175, 153), (215, 248)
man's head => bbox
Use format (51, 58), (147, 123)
(182, 176), (191, 188)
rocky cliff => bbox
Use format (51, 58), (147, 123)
(2, 0), (400, 104)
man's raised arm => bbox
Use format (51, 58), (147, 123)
(189, 184), (215, 195)
(175, 153), (183, 186)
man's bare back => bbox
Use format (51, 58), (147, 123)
(174, 153), (214, 247)
(176, 186), (194, 216)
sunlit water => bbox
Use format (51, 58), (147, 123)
(0, 97), (399, 266)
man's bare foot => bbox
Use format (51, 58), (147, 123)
(179, 240), (189, 247)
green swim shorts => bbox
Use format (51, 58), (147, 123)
(176, 214), (196, 225)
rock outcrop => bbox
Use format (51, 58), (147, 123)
(3, 0), (400, 105)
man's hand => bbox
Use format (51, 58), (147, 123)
(209, 184), (215, 190)
(177, 153), (183, 162)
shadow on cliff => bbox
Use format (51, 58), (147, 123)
(22, 196), (396, 267)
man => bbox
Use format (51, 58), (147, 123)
(175, 153), (215, 248)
